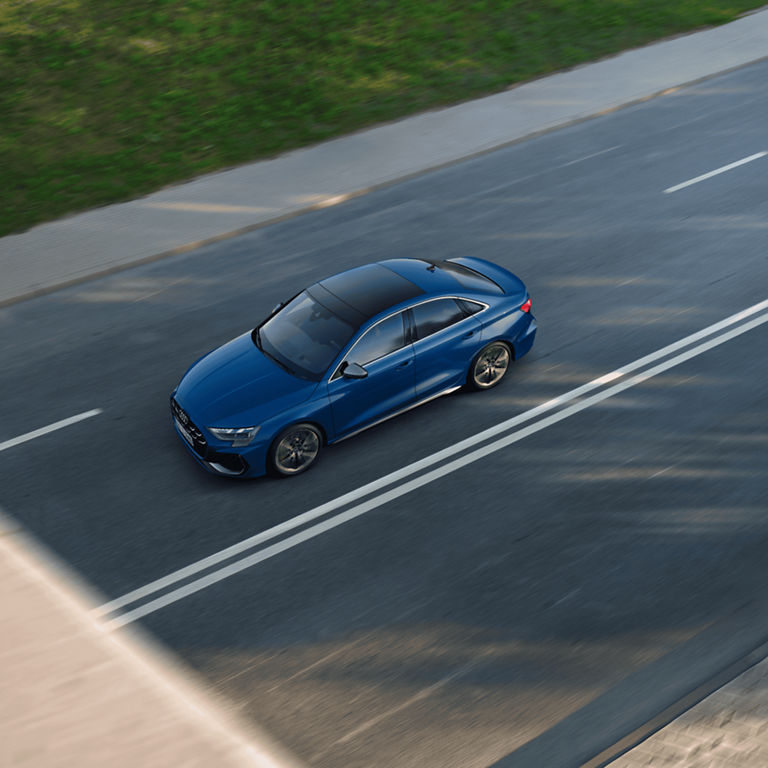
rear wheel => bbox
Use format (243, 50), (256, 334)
(467, 341), (511, 390)
(268, 423), (322, 477)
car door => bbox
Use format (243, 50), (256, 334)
(410, 298), (482, 398)
(327, 310), (415, 438)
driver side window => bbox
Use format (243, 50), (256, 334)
(348, 312), (406, 366)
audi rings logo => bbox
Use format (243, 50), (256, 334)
(173, 402), (189, 425)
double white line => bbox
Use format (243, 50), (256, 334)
(96, 298), (768, 630)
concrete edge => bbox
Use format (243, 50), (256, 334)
(3, 52), (768, 311)
(0, 505), (306, 768)
(585, 637), (768, 767)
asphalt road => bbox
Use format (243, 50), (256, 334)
(2, 60), (768, 768)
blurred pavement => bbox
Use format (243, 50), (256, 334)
(0, 510), (302, 768)
(2, 7), (768, 767)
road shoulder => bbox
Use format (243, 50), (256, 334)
(0, 510), (302, 768)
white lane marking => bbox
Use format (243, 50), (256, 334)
(0, 409), (103, 453)
(481, 145), (622, 197)
(664, 151), (767, 193)
(562, 145), (622, 167)
(94, 297), (768, 619)
(100, 308), (768, 629)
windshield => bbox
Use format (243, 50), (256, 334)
(256, 291), (355, 380)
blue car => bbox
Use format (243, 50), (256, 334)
(171, 257), (536, 478)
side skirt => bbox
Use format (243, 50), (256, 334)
(332, 385), (463, 444)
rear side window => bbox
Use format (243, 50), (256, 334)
(412, 299), (466, 340)
(348, 312), (406, 365)
(456, 298), (484, 316)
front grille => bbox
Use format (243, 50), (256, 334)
(206, 450), (248, 475)
(171, 398), (207, 457)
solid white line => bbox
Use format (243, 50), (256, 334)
(664, 151), (767, 193)
(0, 409), (103, 453)
(101, 308), (768, 629)
(94, 297), (768, 619)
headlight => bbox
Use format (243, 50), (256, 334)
(207, 426), (261, 447)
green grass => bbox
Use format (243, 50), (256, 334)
(1, 0), (764, 236)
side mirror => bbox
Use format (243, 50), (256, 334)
(342, 362), (368, 379)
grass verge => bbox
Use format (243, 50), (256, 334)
(1, 0), (764, 236)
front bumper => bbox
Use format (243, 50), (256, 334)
(171, 397), (261, 477)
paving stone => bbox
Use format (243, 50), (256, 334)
(611, 656), (768, 768)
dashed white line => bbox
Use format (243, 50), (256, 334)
(562, 145), (622, 167)
(0, 409), (103, 453)
(97, 301), (768, 629)
(664, 151), (767, 193)
(481, 145), (622, 197)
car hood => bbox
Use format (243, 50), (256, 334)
(174, 332), (318, 427)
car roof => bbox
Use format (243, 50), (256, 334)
(307, 257), (486, 329)
(310, 262), (424, 325)
(377, 258), (460, 294)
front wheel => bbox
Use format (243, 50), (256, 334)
(268, 423), (323, 477)
(467, 341), (512, 390)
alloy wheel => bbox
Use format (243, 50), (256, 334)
(273, 426), (321, 475)
(471, 342), (510, 389)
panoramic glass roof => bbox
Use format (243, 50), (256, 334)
(317, 263), (424, 321)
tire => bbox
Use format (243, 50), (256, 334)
(467, 341), (512, 390)
(268, 423), (323, 477)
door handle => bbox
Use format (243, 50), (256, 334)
(463, 330), (475, 338)
(397, 359), (412, 368)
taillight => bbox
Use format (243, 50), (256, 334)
(520, 297), (532, 313)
